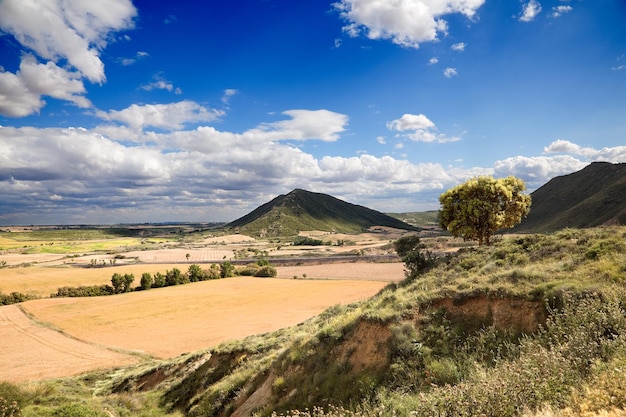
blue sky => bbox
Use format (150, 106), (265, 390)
(1, 0), (625, 225)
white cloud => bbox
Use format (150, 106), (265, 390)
(494, 154), (587, 187)
(222, 89), (238, 104)
(119, 51), (149, 66)
(544, 139), (626, 162)
(246, 109), (348, 142)
(334, 0), (485, 48)
(451, 42), (466, 51)
(0, 68), (45, 117)
(0, 0), (136, 83)
(429, 57), (439, 65)
(97, 101), (225, 130)
(18, 55), (91, 108)
(387, 113), (460, 143)
(0, 54), (91, 117)
(141, 75), (182, 94)
(444, 67), (458, 78)
(551, 5), (572, 18)
(519, 0), (542, 22)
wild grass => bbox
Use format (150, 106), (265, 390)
(6, 226), (626, 417)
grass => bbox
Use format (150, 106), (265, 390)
(4, 226), (626, 417)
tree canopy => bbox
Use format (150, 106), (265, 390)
(439, 176), (531, 246)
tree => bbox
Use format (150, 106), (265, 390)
(439, 176), (531, 246)
(220, 261), (235, 278)
(153, 272), (166, 288)
(111, 273), (124, 293)
(122, 273), (135, 292)
(140, 272), (152, 290)
(166, 268), (185, 286)
(393, 235), (435, 277)
(187, 264), (204, 282)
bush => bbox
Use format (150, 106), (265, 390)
(0, 292), (36, 305)
(293, 236), (324, 246)
(254, 265), (277, 277)
(52, 403), (107, 417)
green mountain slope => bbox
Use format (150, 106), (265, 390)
(225, 189), (418, 236)
(517, 161), (626, 232)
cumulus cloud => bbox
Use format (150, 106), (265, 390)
(97, 101), (225, 130)
(544, 139), (626, 162)
(387, 113), (460, 143)
(334, 0), (485, 48)
(0, 122), (459, 223)
(551, 5), (572, 18)
(246, 109), (348, 142)
(429, 57), (439, 65)
(451, 42), (466, 51)
(222, 89), (238, 104)
(0, 0), (136, 83)
(141, 75), (182, 94)
(119, 51), (149, 66)
(492, 140), (626, 190)
(519, 0), (542, 22)
(494, 154), (587, 187)
(444, 67), (458, 78)
(0, 0), (136, 117)
(0, 54), (90, 117)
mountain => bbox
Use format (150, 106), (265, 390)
(517, 162), (626, 232)
(225, 189), (418, 236)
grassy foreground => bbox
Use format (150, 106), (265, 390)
(2, 227), (626, 416)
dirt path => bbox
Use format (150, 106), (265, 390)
(0, 304), (141, 383)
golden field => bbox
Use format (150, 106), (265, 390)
(0, 230), (405, 383)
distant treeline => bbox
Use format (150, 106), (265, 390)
(52, 261), (277, 298)
(1, 292), (38, 306)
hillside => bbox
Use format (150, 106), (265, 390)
(12, 227), (618, 417)
(517, 161), (626, 232)
(225, 189), (418, 237)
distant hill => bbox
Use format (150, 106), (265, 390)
(517, 162), (626, 232)
(225, 189), (418, 237)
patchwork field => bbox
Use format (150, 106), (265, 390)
(0, 229), (407, 383)
(1, 276), (392, 383)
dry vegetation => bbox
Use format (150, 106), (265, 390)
(0, 229), (406, 384)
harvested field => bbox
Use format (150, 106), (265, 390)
(276, 262), (405, 281)
(0, 263), (218, 297)
(1, 277), (390, 382)
(0, 261), (405, 297)
(0, 304), (140, 383)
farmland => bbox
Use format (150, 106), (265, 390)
(0, 226), (407, 383)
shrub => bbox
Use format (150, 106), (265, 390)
(254, 265), (277, 277)
(52, 403), (107, 417)
(0, 292), (36, 305)
(293, 236), (324, 246)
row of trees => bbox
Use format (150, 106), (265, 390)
(52, 261), (277, 298)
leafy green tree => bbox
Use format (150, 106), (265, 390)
(187, 264), (205, 282)
(166, 268), (184, 286)
(393, 235), (434, 277)
(153, 272), (166, 288)
(111, 273), (124, 293)
(140, 272), (152, 290)
(122, 273), (135, 292)
(220, 261), (235, 278)
(206, 264), (221, 279)
(439, 176), (531, 246)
